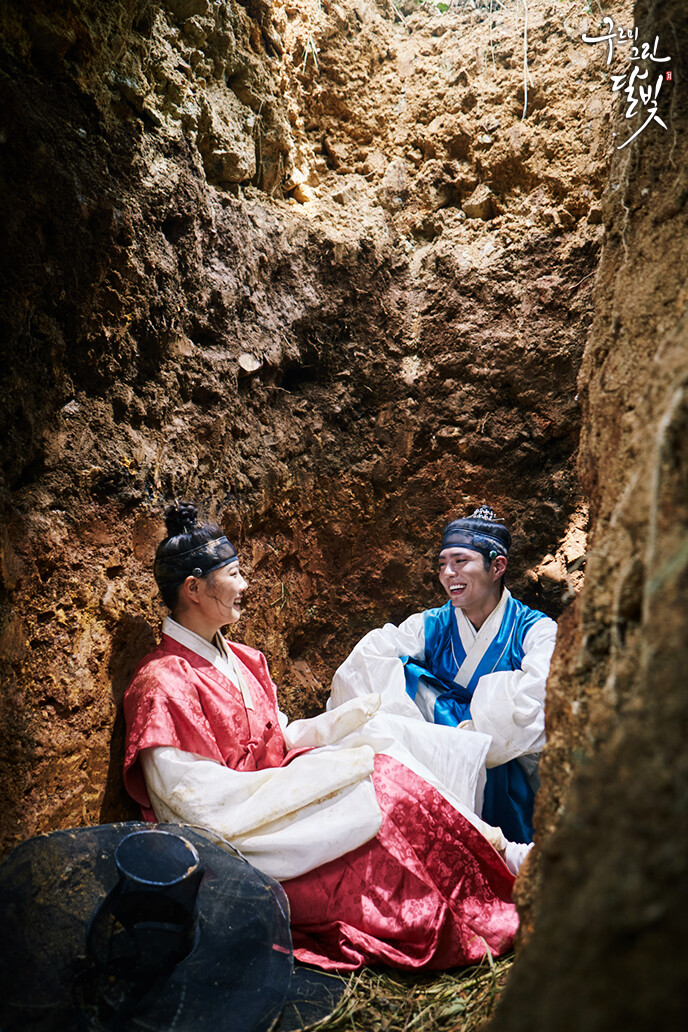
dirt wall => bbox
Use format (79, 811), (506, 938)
(0, 0), (610, 852)
(489, 1), (688, 1029)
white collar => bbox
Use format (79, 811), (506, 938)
(452, 588), (511, 686)
(163, 616), (226, 666)
(455, 586), (510, 638)
(162, 616), (254, 710)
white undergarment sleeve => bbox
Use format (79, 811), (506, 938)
(282, 694), (381, 749)
(141, 743), (381, 881)
(503, 840), (534, 876)
(468, 616), (557, 767)
(328, 611), (426, 718)
(326, 609), (495, 818)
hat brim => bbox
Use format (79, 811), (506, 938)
(0, 822), (304, 1031)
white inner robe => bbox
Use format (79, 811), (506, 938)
(329, 591), (557, 770)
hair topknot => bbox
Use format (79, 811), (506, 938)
(155, 501), (229, 610)
(164, 501), (199, 539)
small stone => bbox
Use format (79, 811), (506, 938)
(400, 355), (422, 385)
(377, 158), (409, 211)
(352, 0), (373, 22)
(360, 148), (387, 176)
(323, 138), (348, 168)
(238, 353), (261, 374)
(463, 184), (497, 220)
(332, 176), (368, 206)
(292, 183), (316, 204)
(283, 168), (306, 190)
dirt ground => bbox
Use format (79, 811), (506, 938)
(1, 0), (687, 1027)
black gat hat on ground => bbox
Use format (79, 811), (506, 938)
(0, 821), (344, 1032)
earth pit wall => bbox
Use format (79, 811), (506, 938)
(0, 0), (609, 848)
(490, 1), (688, 1029)
(5, 7), (682, 1024)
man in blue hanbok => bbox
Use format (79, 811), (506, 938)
(329, 507), (557, 845)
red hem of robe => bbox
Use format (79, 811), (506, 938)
(283, 754), (518, 972)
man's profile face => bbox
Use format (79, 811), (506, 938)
(438, 547), (501, 613)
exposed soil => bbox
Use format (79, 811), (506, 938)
(0, 0), (615, 847)
(488, 1), (688, 1028)
(2, 0), (687, 1027)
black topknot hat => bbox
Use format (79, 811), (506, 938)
(154, 502), (238, 590)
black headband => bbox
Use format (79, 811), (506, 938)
(154, 536), (238, 588)
(440, 506), (510, 561)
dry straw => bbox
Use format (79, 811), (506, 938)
(307, 951), (514, 1032)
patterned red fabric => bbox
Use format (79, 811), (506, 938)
(284, 753), (517, 971)
(123, 634), (287, 818)
(123, 635), (518, 970)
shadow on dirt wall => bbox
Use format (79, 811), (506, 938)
(99, 614), (157, 823)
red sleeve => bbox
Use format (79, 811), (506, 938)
(123, 654), (226, 808)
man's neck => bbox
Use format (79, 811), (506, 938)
(459, 589), (503, 631)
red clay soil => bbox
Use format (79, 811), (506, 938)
(0, 0), (612, 848)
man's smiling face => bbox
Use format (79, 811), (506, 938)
(438, 546), (500, 617)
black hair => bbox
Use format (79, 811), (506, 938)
(155, 502), (224, 610)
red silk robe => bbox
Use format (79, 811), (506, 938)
(124, 633), (518, 971)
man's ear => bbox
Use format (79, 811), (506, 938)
(493, 555), (507, 579)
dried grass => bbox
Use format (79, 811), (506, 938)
(310, 952), (514, 1032)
